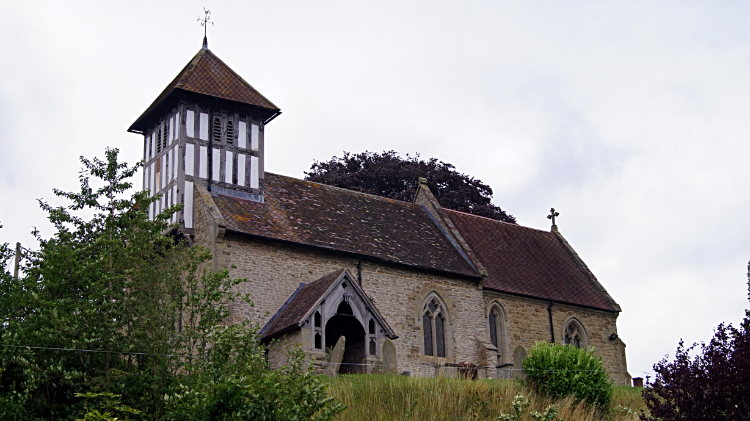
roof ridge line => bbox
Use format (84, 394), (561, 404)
(265, 172), (425, 207)
(444, 208), (549, 233)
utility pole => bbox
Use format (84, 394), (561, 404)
(13, 242), (20, 278)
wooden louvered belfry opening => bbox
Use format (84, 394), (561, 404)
(226, 120), (234, 143)
(213, 117), (222, 142)
(212, 114), (235, 144)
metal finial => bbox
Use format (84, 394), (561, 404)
(547, 207), (560, 227)
(197, 8), (213, 48)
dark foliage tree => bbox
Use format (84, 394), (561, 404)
(640, 266), (750, 420)
(305, 150), (516, 223)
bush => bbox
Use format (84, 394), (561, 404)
(522, 341), (613, 408)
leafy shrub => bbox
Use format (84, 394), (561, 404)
(641, 315), (750, 420)
(522, 341), (613, 408)
(164, 323), (345, 421)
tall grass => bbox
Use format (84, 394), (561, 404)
(326, 375), (645, 421)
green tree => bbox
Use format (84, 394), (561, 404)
(305, 150), (516, 223)
(0, 148), (344, 420)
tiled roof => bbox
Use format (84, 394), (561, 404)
(260, 268), (397, 340)
(213, 174), (481, 277)
(129, 47), (279, 132)
(446, 210), (616, 311)
(261, 269), (345, 339)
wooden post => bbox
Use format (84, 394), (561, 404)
(13, 242), (20, 278)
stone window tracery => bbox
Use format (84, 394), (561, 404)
(563, 318), (588, 349)
(422, 295), (447, 358)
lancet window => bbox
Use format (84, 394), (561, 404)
(422, 295), (447, 358)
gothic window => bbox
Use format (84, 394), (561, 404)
(226, 120), (234, 143)
(212, 117), (222, 142)
(369, 338), (376, 356)
(487, 302), (510, 366)
(489, 310), (497, 347)
(314, 311), (321, 328)
(422, 295), (447, 358)
(563, 319), (588, 349)
(369, 319), (375, 334)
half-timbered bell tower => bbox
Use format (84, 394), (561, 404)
(127, 38), (280, 230)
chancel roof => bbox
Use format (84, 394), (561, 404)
(129, 47), (279, 133)
(211, 173), (618, 312)
(213, 173), (481, 278)
(445, 209), (618, 311)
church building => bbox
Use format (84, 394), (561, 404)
(128, 38), (631, 385)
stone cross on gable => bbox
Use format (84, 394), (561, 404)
(547, 207), (560, 227)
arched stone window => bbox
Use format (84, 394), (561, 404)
(369, 319), (375, 334)
(487, 301), (511, 366)
(563, 318), (588, 349)
(314, 311), (321, 328)
(421, 294), (448, 358)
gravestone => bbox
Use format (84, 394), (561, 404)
(382, 338), (397, 374)
(325, 336), (346, 377)
(513, 345), (527, 379)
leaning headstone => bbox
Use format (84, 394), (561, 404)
(325, 336), (346, 377)
(382, 339), (398, 374)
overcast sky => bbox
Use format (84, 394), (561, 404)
(2, 1), (749, 378)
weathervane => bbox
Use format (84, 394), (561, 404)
(198, 8), (213, 48)
(547, 207), (559, 227)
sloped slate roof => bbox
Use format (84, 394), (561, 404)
(445, 209), (616, 311)
(129, 47), (279, 132)
(260, 268), (397, 340)
(261, 269), (344, 339)
(213, 173), (481, 277)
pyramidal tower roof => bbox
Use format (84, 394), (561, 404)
(128, 44), (280, 133)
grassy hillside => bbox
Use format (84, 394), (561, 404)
(326, 375), (645, 421)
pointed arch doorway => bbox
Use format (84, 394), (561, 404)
(325, 309), (366, 374)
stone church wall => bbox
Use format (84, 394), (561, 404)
(222, 233), (486, 377)
(484, 292), (630, 385)
(192, 185), (629, 384)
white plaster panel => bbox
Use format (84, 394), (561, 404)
(238, 121), (247, 149)
(184, 181), (194, 228)
(169, 117), (174, 142)
(212, 148), (221, 181)
(186, 110), (195, 138)
(251, 124), (259, 150)
(172, 146), (178, 180)
(149, 163), (154, 194)
(199, 146), (208, 179)
(250, 156), (259, 189)
(226, 151), (233, 184)
(167, 149), (172, 182)
(161, 155), (166, 189)
(238, 154), (246, 187)
(171, 185), (177, 223)
(199, 113), (209, 140)
(151, 133), (156, 159)
(185, 144), (195, 176)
